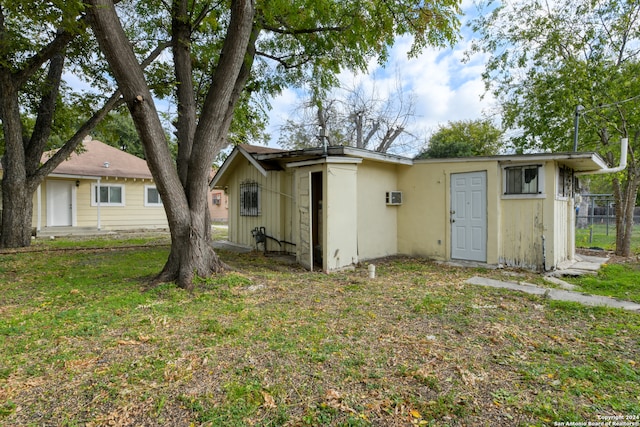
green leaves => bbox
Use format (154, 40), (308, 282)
(416, 119), (503, 159)
(471, 0), (640, 154)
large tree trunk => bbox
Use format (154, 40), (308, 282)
(87, 0), (256, 289)
(0, 175), (35, 248)
(0, 60), (32, 248)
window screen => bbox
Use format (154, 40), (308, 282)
(146, 186), (162, 206)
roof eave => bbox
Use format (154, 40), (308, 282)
(210, 145), (268, 188)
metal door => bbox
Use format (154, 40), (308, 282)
(451, 171), (487, 262)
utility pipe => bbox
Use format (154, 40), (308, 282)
(575, 138), (628, 176)
(573, 105), (584, 152)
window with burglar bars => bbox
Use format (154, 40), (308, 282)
(240, 182), (260, 216)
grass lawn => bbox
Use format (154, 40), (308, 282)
(1, 236), (639, 426)
(575, 223), (640, 253)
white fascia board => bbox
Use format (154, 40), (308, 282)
(48, 173), (101, 180)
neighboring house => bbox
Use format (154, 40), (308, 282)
(208, 168), (229, 223)
(0, 136), (169, 233)
(211, 144), (608, 272)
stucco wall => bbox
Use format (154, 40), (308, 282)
(208, 189), (228, 222)
(356, 161), (399, 261)
(397, 161), (501, 264)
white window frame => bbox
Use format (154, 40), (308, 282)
(144, 185), (163, 207)
(501, 164), (546, 199)
(91, 183), (125, 206)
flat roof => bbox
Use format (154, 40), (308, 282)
(414, 151), (609, 172)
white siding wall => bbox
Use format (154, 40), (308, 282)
(38, 178), (168, 230)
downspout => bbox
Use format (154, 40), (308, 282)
(575, 138), (628, 176)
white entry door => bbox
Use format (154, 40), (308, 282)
(451, 171), (487, 262)
(47, 180), (73, 226)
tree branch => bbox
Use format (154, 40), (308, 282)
(262, 24), (344, 35)
(26, 54), (65, 172)
(256, 50), (312, 69)
(32, 38), (170, 183)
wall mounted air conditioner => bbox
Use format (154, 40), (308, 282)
(386, 191), (403, 205)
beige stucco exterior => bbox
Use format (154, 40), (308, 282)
(212, 145), (607, 273)
(398, 159), (577, 270)
(356, 161), (401, 260)
(397, 160), (501, 263)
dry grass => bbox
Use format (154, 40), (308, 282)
(1, 242), (639, 426)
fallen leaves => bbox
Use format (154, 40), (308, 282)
(261, 390), (276, 409)
(324, 389), (356, 414)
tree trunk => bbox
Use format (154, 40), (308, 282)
(0, 58), (31, 248)
(0, 175), (35, 248)
(87, 0), (255, 289)
(614, 176), (640, 257)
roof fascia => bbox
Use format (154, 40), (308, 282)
(210, 145), (268, 188)
(285, 157), (363, 168)
(415, 152), (608, 172)
(497, 153), (608, 172)
(341, 146), (413, 165)
(255, 146), (413, 165)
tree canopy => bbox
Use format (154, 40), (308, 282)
(415, 119), (502, 159)
(470, 0), (640, 255)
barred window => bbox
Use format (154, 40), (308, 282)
(240, 182), (260, 216)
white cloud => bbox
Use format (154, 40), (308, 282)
(265, 13), (497, 155)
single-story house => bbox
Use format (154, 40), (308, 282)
(208, 168), (229, 223)
(211, 144), (609, 272)
(1, 136), (169, 233)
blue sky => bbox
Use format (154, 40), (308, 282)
(264, 1), (498, 156)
